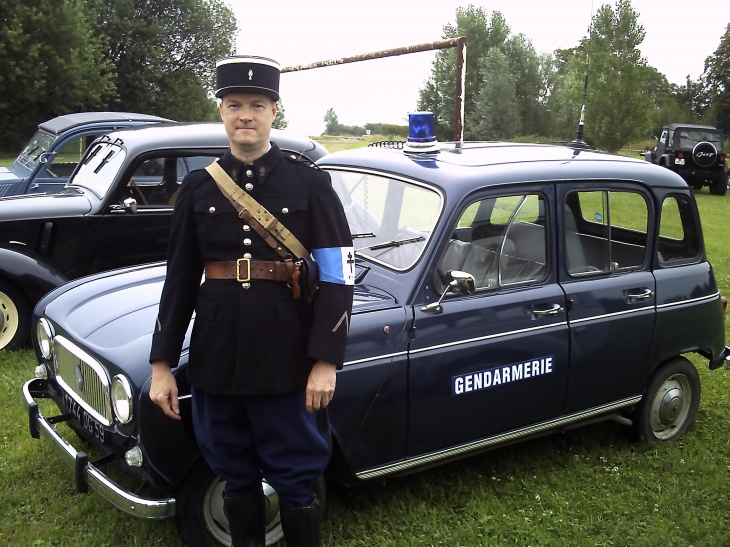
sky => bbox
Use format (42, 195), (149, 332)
(230, 0), (728, 136)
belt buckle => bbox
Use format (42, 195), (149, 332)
(236, 258), (251, 283)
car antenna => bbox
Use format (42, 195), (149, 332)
(570, 0), (594, 150)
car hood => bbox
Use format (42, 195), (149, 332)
(0, 188), (91, 220)
(42, 263), (397, 372)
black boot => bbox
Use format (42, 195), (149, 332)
(279, 495), (321, 547)
(223, 489), (267, 547)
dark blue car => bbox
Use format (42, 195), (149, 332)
(22, 128), (729, 546)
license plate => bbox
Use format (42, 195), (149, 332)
(62, 391), (106, 443)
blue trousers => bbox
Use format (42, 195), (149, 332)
(191, 387), (331, 508)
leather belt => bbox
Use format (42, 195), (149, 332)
(204, 259), (295, 283)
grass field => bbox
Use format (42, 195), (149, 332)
(2, 154), (730, 546)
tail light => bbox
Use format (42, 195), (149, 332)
(677, 152), (684, 159)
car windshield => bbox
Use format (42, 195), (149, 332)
(677, 129), (723, 148)
(327, 169), (442, 270)
(68, 141), (126, 199)
(15, 130), (55, 170)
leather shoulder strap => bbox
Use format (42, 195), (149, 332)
(205, 161), (309, 259)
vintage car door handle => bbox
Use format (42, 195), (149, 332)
(532, 303), (564, 316)
(625, 288), (654, 301)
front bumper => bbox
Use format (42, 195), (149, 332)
(22, 378), (176, 519)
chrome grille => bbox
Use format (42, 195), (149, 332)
(54, 336), (112, 425)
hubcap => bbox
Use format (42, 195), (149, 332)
(0, 290), (18, 349)
(203, 477), (283, 546)
(658, 387), (683, 425)
(649, 375), (692, 441)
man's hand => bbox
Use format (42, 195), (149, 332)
(150, 360), (181, 420)
(306, 360), (337, 413)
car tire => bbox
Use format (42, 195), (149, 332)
(709, 177), (727, 196)
(0, 279), (31, 351)
(629, 357), (700, 443)
(175, 458), (305, 546)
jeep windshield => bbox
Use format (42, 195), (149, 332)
(677, 130), (723, 148)
(68, 141), (127, 199)
(14, 130), (55, 171)
(327, 169), (443, 271)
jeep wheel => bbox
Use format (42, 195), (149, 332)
(175, 459), (285, 546)
(630, 357), (700, 443)
(0, 280), (30, 351)
(709, 177), (727, 196)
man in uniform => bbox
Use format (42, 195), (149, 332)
(148, 55), (354, 547)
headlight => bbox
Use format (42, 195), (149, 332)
(111, 375), (134, 424)
(36, 319), (54, 360)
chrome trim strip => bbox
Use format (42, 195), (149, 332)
(343, 351), (408, 368)
(355, 396), (642, 480)
(569, 306), (654, 325)
(109, 208), (172, 214)
(22, 380), (176, 519)
(409, 321), (567, 356)
(178, 394), (192, 401)
(656, 291), (720, 310)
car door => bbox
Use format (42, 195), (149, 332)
(558, 183), (656, 414)
(407, 185), (571, 457)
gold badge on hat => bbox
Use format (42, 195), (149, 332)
(248, 70), (253, 80)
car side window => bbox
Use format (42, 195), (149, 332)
(564, 190), (648, 276)
(660, 130), (667, 145)
(46, 134), (104, 179)
(434, 192), (547, 293)
(657, 195), (701, 264)
(123, 156), (214, 208)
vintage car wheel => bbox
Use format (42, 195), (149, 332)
(175, 459), (287, 546)
(0, 280), (30, 351)
(630, 357), (700, 443)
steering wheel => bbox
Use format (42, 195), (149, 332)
(128, 179), (148, 206)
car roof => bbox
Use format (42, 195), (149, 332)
(318, 142), (689, 191)
(38, 112), (171, 135)
(99, 122), (328, 162)
(665, 123), (721, 132)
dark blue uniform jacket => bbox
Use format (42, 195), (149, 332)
(149, 143), (354, 395)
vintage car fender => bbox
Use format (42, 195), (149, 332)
(0, 245), (68, 302)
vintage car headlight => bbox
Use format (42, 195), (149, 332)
(111, 375), (134, 424)
(36, 318), (54, 360)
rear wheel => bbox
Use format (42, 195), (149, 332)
(0, 280), (30, 351)
(629, 357), (700, 443)
(709, 177), (727, 195)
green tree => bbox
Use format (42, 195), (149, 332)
(91, 0), (236, 120)
(273, 100), (288, 130)
(564, 0), (654, 152)
(417, 5), (510, 140)
(501, 34), (544, 137)
(0, 0), (115, 150)
(472, 50), (521, 140)
(704, 23), (730, 133)
(323, 108), (339, 135)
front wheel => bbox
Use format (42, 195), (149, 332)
(0, 280), (30, 351)
(175, 459), (284, 546)
(629, 357), (700, 443)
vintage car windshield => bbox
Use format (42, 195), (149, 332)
(68, 141), (127, 199)
(677, 130), (723, 147)
(15, 130), (55, 170)
(328, 168), (442, 270)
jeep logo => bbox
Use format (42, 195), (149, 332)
(696, 151), (715, 158)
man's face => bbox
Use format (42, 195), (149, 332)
(219, 92), (277, 159)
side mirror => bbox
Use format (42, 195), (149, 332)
(123, 197), (138, 214)
(421, 270), (476, 312)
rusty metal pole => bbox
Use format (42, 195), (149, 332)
(454, 37), (466, 144)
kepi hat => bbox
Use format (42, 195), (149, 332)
(215, 55), (280, 101)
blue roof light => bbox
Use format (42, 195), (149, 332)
(404, 112), (439, 154)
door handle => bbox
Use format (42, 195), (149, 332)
(532, 303), (564, 316)
(626, 288), (654, 301)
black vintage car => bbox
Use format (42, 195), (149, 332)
(22, 116), (730, 546)
(0, 123), (327, 350)
(643, 123), (727, 195)
(0, 112), (169, 198)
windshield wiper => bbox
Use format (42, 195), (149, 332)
(94, 150), (116, 174)
(356, 236), (425, 253)
(351, 232), (376, 239)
